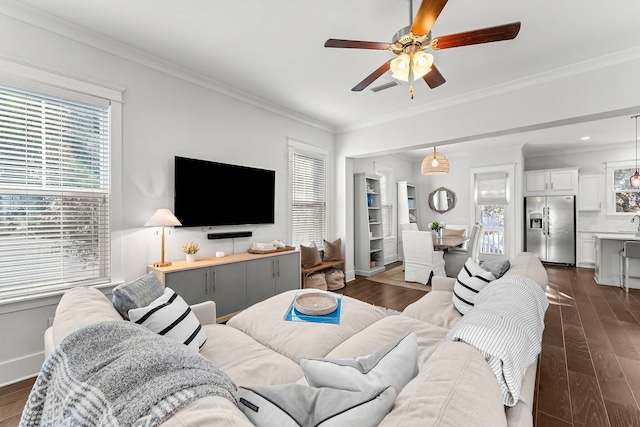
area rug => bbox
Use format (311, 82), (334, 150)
(368, 266), (431, 292)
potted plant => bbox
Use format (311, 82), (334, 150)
(370, 252), (379, 268)
(181, 241), (200, 262)
(429, 221), (446, 239)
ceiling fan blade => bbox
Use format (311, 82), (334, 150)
(423, 64), (446, 88)
(431, 22), (521, 50)
(352, 60), (392, 92)
(410, 0), (449, 36)
(324, 39), (391, 50)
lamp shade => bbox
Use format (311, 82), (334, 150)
(144, 209), (182, 227)
(421, 147), (450, 176)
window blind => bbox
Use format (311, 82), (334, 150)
(475, 171), (509, 205)
(291, 150), (326, 247)
(0, 84), (110, 298)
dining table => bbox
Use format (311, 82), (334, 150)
(433, 234), (469, 251)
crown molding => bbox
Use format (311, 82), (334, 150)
(0, 0), (335, 134)
(336, 46), (640, 134)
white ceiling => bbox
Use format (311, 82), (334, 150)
(6, 0), (640, 159)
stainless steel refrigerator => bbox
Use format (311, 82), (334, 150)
(525, 195), (575, 265)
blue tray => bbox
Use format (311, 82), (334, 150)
(284, 294), (342, 324)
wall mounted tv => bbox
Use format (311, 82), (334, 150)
(174, 156), (275, 227)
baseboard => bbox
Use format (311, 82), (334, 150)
(0, 352), (42, 388)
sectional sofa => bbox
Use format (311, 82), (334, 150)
(40, 251), (548, 426)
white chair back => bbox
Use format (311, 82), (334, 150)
(402, 230), (446, 284)
(467, 223), (483, 263)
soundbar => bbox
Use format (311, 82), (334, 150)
(207, 231), (252, 240)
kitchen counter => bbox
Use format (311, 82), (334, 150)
(594, 234), (640, 289)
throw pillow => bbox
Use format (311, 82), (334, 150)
(128, 287), (207, 352)
(237, 384), (395, 427)
(112, 272), (165, 320)
(322, 238), (343, 261)
(480, 259), (511, 279)
(325, 267), (345, 291)
(453, 258), (496, 315)
(300, 242), (322, 268)
(301, 332), (418, 394)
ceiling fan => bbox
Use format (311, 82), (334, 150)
(324, 0), (521, 99)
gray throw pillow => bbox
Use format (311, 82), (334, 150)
(112, 272), (164, 319)
(301, 332), (418, 394)
(237, 384), (395, 427)
(480, 259), (511, 279)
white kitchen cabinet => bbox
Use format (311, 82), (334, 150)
(524, 168), (578, 196)
(578, 174), (603, 211)
(577, 232), (596, 268)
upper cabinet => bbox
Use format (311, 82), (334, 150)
(578, 173), (603, 211)
(524, 168), (578, 196)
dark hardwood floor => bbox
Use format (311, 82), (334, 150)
(2, 262), (640, 427)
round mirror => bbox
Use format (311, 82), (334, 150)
(428, 187), (456, 213)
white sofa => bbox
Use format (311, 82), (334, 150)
(43, 252), (548, 427)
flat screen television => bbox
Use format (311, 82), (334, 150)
(174, 156), (275, 227)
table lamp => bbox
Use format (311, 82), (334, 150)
(145, 208), (182, 267)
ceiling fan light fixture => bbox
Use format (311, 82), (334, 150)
(390, 54), (411, 81)
(412, 51), (433, 79)
(422, 147), (450, 176)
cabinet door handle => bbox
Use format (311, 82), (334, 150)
(212, 270), (216, 290)
(272, 260), (276, 278)
(277, 259), (280, 277)
(205, 271), (209, 294)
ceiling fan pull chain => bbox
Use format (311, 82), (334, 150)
(409, 59), (415, 99)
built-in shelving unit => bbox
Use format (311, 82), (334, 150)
(354, 173), (385, 276)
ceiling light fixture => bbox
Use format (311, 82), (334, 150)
(580, 136), (591, 141)
(631, 115), (640, 188)
(421, 146), (450, 176)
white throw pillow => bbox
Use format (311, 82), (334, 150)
(453, 258), (496, 315)
(300, 332), (418, 394)
(128, 287), (207, 352)
(237, 384), (395, 427)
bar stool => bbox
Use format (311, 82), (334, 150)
(619, 241), (640, 292)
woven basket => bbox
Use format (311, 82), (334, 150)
(294, 292), (337, 316)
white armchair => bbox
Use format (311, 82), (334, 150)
(402, 230), (446, 285)
(444, 223), (483, 277)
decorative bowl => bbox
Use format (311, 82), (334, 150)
(294, 292), (338, 316)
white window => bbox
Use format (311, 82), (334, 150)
(289, 145), (327, 247)
(375, 164), (394, 239)
(0, 83), (111, 298)
(472, 168), (513, 257)
(605, 161), (640, 214)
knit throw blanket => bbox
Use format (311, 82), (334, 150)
(446, 275), (548, 407)
(20, 321), (237, 427)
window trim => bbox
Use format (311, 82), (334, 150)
(0, 54), (124, 304)
(605, 160), (640, 216)
(469, 163), (516, 260)
(287, 138), (329, 249)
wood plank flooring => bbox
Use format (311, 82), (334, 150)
(2, 262), (640, 427)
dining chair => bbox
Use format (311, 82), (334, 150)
(443, 223), (483, 277)
(619, 241), (640, 292)
(402, 230), (446, 285)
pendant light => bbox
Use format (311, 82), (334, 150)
(632, 115), (640, 188)
(421, 146), (450, 176)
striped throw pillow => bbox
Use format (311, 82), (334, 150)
(128, 287), (207, 352)
(452, 258), (496, 315)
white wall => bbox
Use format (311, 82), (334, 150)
(0, 14), (335, 386)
